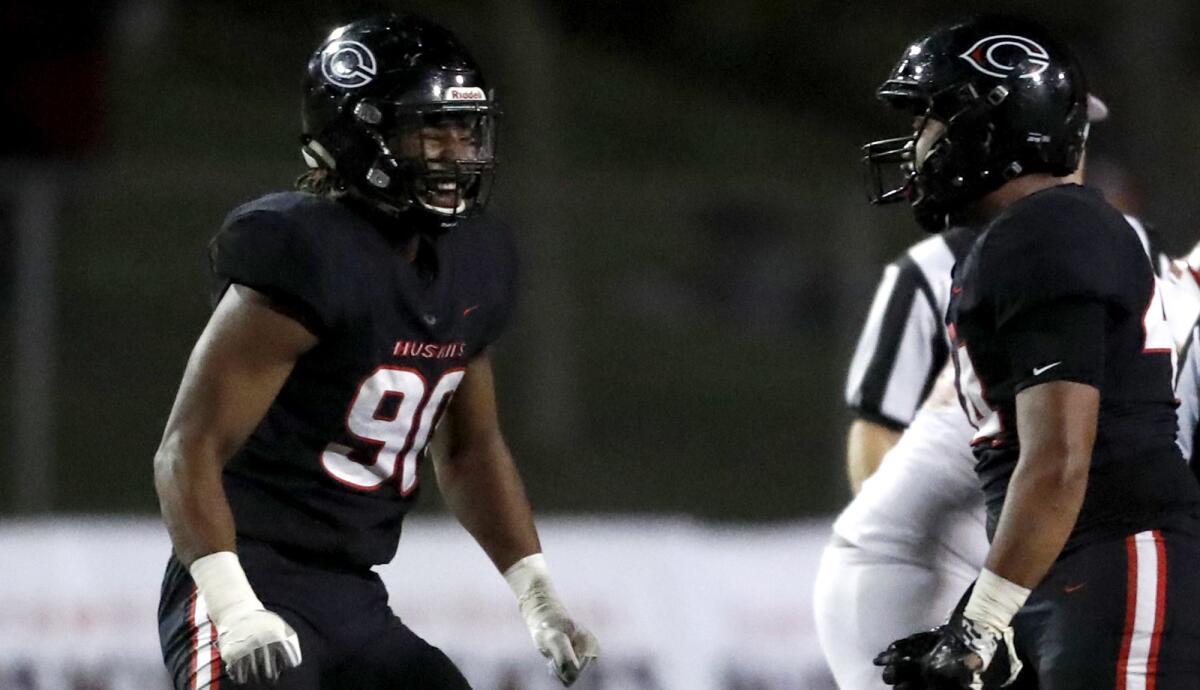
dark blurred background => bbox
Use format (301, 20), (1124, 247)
(3, 0), (1199, 521)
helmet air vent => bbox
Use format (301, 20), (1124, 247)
(354, 101), (383, 125)
(366, 167), (391, 188)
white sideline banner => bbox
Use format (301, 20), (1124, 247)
(0, 517), (838, 690)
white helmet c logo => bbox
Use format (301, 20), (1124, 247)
(959, 34), (1050, 80)
(321, 40), (377, 88)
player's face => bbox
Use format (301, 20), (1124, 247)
(912, 116), (947, 172)
(391, 113), (489, 211)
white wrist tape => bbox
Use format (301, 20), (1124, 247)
(503, 553), (557, 602)
(189, 551), (264, 627)
(964, 568), (1032, 630)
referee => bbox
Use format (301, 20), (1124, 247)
(843, 225), (976, 492)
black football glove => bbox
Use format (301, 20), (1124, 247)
(875, 613), (1022, 690)
(874, 629), (941, 690)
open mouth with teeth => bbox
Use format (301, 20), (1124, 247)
(416, 176), (469, 214)
(379, 108), (497, 217)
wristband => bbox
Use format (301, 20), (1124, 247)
(189, 551), (264, 627)
(964, 568), (1032, 630)
(503, 553), (557, 602)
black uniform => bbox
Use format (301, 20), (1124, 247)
(158, 191), (518, 690)
(947, 184), (1200, 689)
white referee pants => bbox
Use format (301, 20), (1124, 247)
(812, 538), (975, 690)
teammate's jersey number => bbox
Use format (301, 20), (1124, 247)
(321, 366), (465, 494)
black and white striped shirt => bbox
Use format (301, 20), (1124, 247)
(845, 226), (977, 430)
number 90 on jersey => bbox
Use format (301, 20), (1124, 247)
(321, 367), (465, 494)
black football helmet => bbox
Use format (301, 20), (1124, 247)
(301, 14), (499, 227)
(863, 15), (1090, 232)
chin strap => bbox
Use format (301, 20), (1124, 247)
(301, 139), (338, 170)
(340, 193), (461, 240)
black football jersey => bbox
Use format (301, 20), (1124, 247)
(947, 184), (1200, 546)
(209, 191), (518, 567)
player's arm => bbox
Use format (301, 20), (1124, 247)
(983, 380), (1096, 584)
(155, 284), (316, 561)
(892, 381), (1096, 688)
(434, 350), (598, 686)
(846, 419), (903, 493)
(435, 350), (540, 568)
(153, 284), (314, 683)
(880, 297), (1104, 690)
(961, 292), (1109, 649)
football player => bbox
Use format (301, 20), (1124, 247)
(864, 15), (1200, 690)
(822, 213), (1200, 690)
(153, 14), (598, 690)
(820, 98), (1121, 690)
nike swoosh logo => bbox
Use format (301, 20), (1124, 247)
(1064, 582), (1086, 593)
(1033, 361), (1062, 376)
(462, 305), (480, 316)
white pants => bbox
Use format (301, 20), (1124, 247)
(812, 539), (975, 690)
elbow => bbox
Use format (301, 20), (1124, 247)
(153, 435), (185, 499)
(153, 430), (222, 497)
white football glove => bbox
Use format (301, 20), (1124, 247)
(215, 607), (302, 685)
(190, 552), (303, 685)
(504, 554), (600, 686)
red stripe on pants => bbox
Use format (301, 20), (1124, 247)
(1116, 534), (1138, 690)
(1145, 531), (1167, 690)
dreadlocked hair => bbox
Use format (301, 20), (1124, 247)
(295, 167), (348, 197)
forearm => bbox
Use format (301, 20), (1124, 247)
(983, 449), (1088, 589)
(846, 419), (902, 493)
(155, 436), (304, 683)
(154, 439), (239, 566)
(435, 432), (541, 573)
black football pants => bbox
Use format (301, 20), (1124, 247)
(1009, 519), (1200, 690)
(158, 538), (472, 690)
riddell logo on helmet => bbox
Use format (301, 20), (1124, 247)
(959, 34), (1051, 80)
(446, 87), (486, 101)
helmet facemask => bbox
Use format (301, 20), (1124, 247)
(348, 100), (498, 224)
(863, 81), (1011, 232)
(862, 132), (918, 207)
